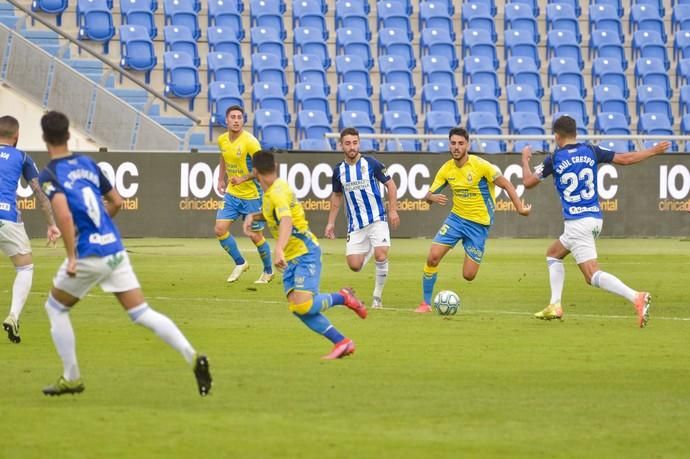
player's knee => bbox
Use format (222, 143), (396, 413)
(347, 262), (362, 272)
(463, 272), (477, 281)
(288, 299), (313, 316)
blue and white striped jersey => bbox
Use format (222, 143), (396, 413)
(535, 142), (615, 220)
(0, 145), (39, 223)
(332, 155), (391, 233)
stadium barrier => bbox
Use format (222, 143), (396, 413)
(19, 151), (690, 238)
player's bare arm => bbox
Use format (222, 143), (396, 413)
(612, 141), (670, 166)
(230, 170), (255, 186)
(217, 156), (226, 194)
(325, 192), (343, 239)
(242, 211), (265, 236)
(274, 216), (293, 270)
(50, 193), (78, 276)
(425, 191), (448, 206)
(521, 145), (541, 189)
(103, 188), (123, 218)
(385, 179), (400, 230)
(28, 177), (61, 245)
(494, 175), (531, 216)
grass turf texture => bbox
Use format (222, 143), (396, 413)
(1, 238), (689, 458)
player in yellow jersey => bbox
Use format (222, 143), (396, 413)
(243, 150), (368, 359)
(415, 127), (532, 313)
(215, 105), (273, 284)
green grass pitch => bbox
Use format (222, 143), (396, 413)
(2, 238), (689, 458)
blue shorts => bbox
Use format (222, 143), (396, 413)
(216, 194), (265, 231)
(283, 246), (322, 296)
(432, 213), (490, 263)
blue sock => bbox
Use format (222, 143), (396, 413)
(294, 312), (345, 344)
(218, 232), (245, 265)
(422, 264), (439, 305)
(255, 238), (273, 274)
(312, 293), (345, 312)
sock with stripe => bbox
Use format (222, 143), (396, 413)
(293, 312), (345, 344)
(373, 259), (388, 299)
(591, 271), (637, 303)
(422, 263), (439, 305)
(254, 238), (273, 274)
(218, 231), (245, 265)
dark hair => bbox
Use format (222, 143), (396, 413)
(0, 115), (19, 138)
(448, 127), (469, 141)
(252, 149), (276, 174)
(225, 105), (244, 117)
(553, 115), (577, 137)
(339, 127), (359, 142)
(41, 111), (70, 146)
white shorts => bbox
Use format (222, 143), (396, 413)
(53, 250), (140, 299)
(0, 220), (31, 257)
(559, 217), (603, 264)
(346, 220), (391, 256)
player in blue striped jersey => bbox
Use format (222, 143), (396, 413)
(0, 115), (60, 343)
(522, 115), (670, 327)
(325, 128), (400, 308)
(37, 111), (211, 396)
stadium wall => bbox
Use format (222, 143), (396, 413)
(18, 152), (690, 239)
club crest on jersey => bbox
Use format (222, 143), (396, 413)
(466, 173), (473, 183)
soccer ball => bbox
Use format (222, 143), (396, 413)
(433, 290), (460, 316)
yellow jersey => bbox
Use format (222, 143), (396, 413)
(262, 178), (319, 261)
(218, 130), (262, 199)
(429, 155), (500, 226)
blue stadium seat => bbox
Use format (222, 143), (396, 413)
(594, 112), (630, 134)
(550, 84), (589, 124)
(682, 113), (690, 134)
(296, 110), (332, 145)
(422, 55), (457, 95)
(293, 0), (327, 36)
(420, 1), (455, 40)
(208, 0), (243, 39)
(678, 58), (690, 87)
(337, 82), (375, 122)
(379, 55), (414, 95)
(381, 0), (411, 15)
(384, 139), (420, 151)
(208, 81), (243, 136)
(250, 26), (287, 67)
(467, 112), (502, 151)
(293, 54), (330, 94)
(426, 0), (453, 15)
(294, 27), (331, 69)
(377, 1), (412, 39)
(465, 0), (494, 16)
(673, 4), (690, 31)
(674, 30), (690, 60)
(77, 0), (115, 54)
(551, 111), (587, 135)
(338, 111), (377, 150)
(510, 0), (539, 16)
(420, 28), (458, 69)
(593, 0), (623, 17)
(506, 84), (544, 122)
(335, 54), (372, 94)
(509, 111), (545, 136)
(335, 0), (370, 39)
(294, 83), (331, 120)
(462, 29), (498, 69)
(546, 3), (580, 41)
(549, 0), (580, 17)
(207, 52), (243, 91)
(460, 2), (496, 41)
(634, 0), (664, 17)
(635, 58), (672, 98)
(592, 57), (628, 97)
(421, 83), (459, 123)
(629, 4), (666, 42)
(546, 30), (582, 69)
(465, 84), (502, 124)
(163, 51), (201, 110)
(164, 25), (199, 67)
(589, 3), (623, 41)
(428, 139), (450, 153)
(471, 140), (505, 154)
(505, 29), (540, 68)
(680, 85), (690, 115)
(513, 140), (548, 153)
(636, 84), (673, 123)
(597, 140), (631, 152)
(505, 2), (539, 43)
(378, 27), (416, 69)
(250, 0), (285, 39)
(207, 27), (242, 64)
(589, 30), (627, 69)
(252, 81), (289, 122)
(163, 0), (200, 40)
(632, 30), (669, 69)
(251, 52), (287, 94)
(336, 27), (373, 69)
(119, 25), (157, 83)
(424, 111), (456, 134)
(463, 55), (500, 96)
(381, 111), (419, 151)
(121, 0), (157, 39)
(31, 0), (68, 26)
(380, 83), (416, 121)
(637, 113), (673, 135)
(299, 138), (333, 151)
(254, 109), (292, 149)
(548, 57), (585, 97)
(505, 56), (543, 97)
(643, 140), (678, 152)
(593, 84), (630, 121)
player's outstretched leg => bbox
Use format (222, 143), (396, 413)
(534, 303), (563, 320)
(253, 238), (274, 284)
(193, 354), (212, 396)
(338, 288), (367, 319)
(42, 376), (85, 396)
(3, 314), (20, 343)
(322, 338), (355, 360)
(291, 297), (357, 359)
(634, 292), (651, 328)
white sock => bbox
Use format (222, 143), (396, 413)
(9, 264), (33, 319)
(45, 294), (80, 381)
(128, 303), (196, 364)
(373, 259), (388, 298)
(591, 271), (637, 303)
(547, 257), (564, 304)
